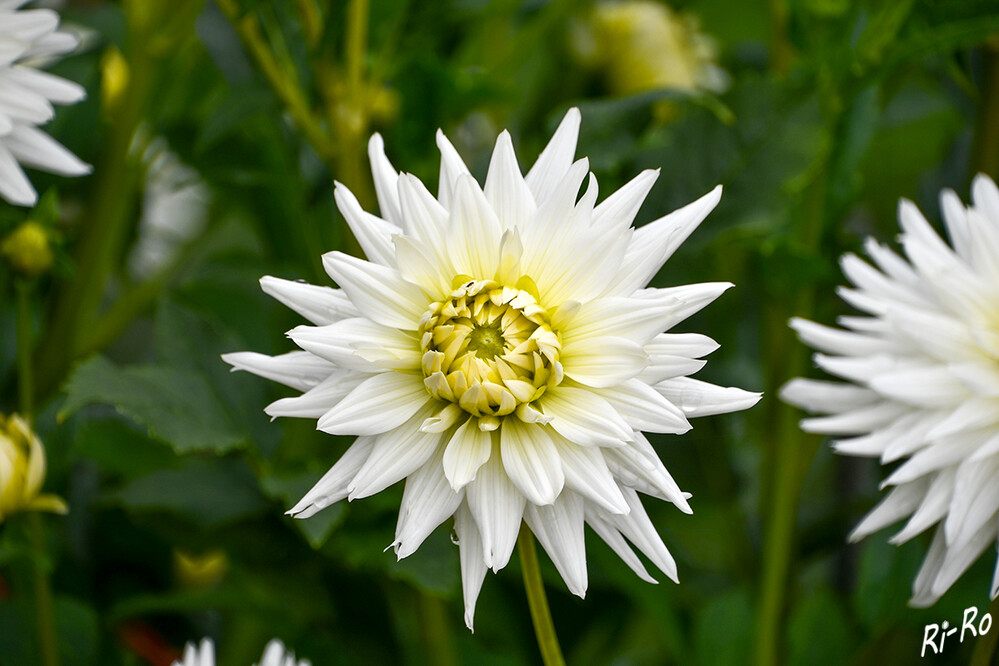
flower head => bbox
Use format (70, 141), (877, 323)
(0, 0), (91, 207)
(173, 638), (309, 666)
(573, 1), (729, 97)
(782, 174), (999, 607)
(224, 108), (759, 628)
(0, 413), (67, 521)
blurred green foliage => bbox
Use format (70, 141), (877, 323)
(0, 0), (998, 664)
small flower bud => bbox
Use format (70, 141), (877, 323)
(100, 46), (130, 115)
(1, 222), (54, 278)
(0, 415), (67, 522)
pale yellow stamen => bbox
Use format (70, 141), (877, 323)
(419, 279), (563, 418)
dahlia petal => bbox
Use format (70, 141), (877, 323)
(467, 443), (526, 571)
(654, 377), (762, 418)
(289, 318), (420, 372)
(368, 132), (402, 226)
(800, 401), (909, 436)
(562, 296), (682, 346)
(222, 350), (335, 391)
(585, 508), (657, 584)
(322, 251), (428, 330)
(925, 397), (999, 439)
(436, 128), (471, 209)
(602, 431), (691, 512)
(849, 480), (928, 542)
(0, 141), (35, 205)
(929, 524), (996, 602)
(447, 174), (503, 279)
(454, 502), (488, 631)
(945, 455), (999, 547)
(287, 437), (376, 518)
(941, 188), (973, 262)
(889, 468), (954, 544)
(394, 234), (451, 296)
(397, 172), (450, 252)
(2, 9), (57, 42)
(596, 487), (678, 583)
(789, 317), (891, 356)
(394, 445), (463, 558)
(779, 378), (878, 413)
(260, 276), (359, 325)
(442, 417), (493, 491)
(499, 418), (564, 506)
(553, 435), (629, 514)
(561, 336), (648, 388)
(334, 182), (399, 266)
(347, 405), (441, 499)
(597, 379), (691, 435)
(910, 528), (950, 607)
(525, 107), (580, 205)
(593, 168), (659, 233)
(868, 366), (969, 408)
(6, 65), (84, 104)
(645, 332), (719, 360)
(317, 371), (430, 436)
(484, 130), (534, 231)
(5, 123), (89, 175)
(265, 371), (368, 419)
(524, 491), (588, 597)
(540, 385), (632, 447)
(613, 185), (722, 294)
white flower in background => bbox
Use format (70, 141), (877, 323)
(0, 0), (90, 207)
(128, 138), (210, 279)
(224, 108), (759, 629)
(173, 638), (310, 666)
(782, 174), (999, 607)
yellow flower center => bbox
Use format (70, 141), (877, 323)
(419, 279), (563, 419)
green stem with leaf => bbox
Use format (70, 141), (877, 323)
(518, 527), (566, 666)
(15, 281), (59, 666)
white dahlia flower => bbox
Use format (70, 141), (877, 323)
(224, 108), (759, 628)
(0, 0), (90, 207)
(173, 638), (310, 666)
(782, 174), (999, 607)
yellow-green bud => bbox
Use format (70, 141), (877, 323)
(0, 415), (67, 523)
(101, 47), (130, 116)
(1, 222), (54, 278)
(174, 549), (229, 588)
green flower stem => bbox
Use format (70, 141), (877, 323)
(15, 280), (33, 418)
(14, 280), (59, 666)
(293, 0), (323, 49)
(969, 594), (999, 666)
(29, 513), (59, 666)
(518, 527), (566, 666)
(754, 170), (827, 666)
(216, 0), (333, 162)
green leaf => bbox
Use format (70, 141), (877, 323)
(56, 597), (100, 666)
(108, 458), (269, 528)
(73, 418), (180, 479)
(60, 355), (246, 455)
(694, 587), (753, 666)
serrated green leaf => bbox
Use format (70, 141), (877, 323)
(60, 355), (246, 454)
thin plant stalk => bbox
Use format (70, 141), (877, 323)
(15, 281), (59, 666)
(518, 527), (566, 666)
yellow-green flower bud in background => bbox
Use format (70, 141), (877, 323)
(1, 222), (55, 279)
(173, 549), (229, 589)
(573, 1), (729, 110)
(101, 46), (130, 116)
(0, 415), (67, 522)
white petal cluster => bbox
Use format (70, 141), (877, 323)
(782, 175), (999, 607)
(0, 0), (90, 207)
(173, 638), (310, 666)
(225, 108), (759, 628)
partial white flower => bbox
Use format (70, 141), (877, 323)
(782, 174), (999, 607)
(224, 108), (759, 629)
(0, 0), (90, 207)
(128, 138), (210, 278)
(173, 638), (310, 666)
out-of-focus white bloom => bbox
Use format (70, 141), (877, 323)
(128, 139), (209, 278)
(224, 107), (759, 629)
(0, 413), (67, 521)
(783, 174), (999, 607)
(0, 0), (90, 207)
(173, 638), (310, 666)
(573, 1), (729, 97)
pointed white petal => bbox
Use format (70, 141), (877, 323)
(525, 107), (580, 204)
(553, 435), (629, 514)
(322, 251), (428, 330)
(334, 182), (399, 266)
(288, 437), (376, 518)
(561, 336), (648, 388)
(540, 385), (632, 447)
(524, 491), (588, 597)
(654, 377), (761, 417)
(260, 276), (360, 325)
(442, 417), (493, 491)
(347, 404), (442, 499)
(484, 130), (534, 231)
(222, 350), (335, 391)
(394, 444), (463, 558)
(499, 419), (564, 506)
(368, 133), (402, 226)
(454, 502), (488, 631)
(466, 442), (526, 571)
(317, 371), (430, 436)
